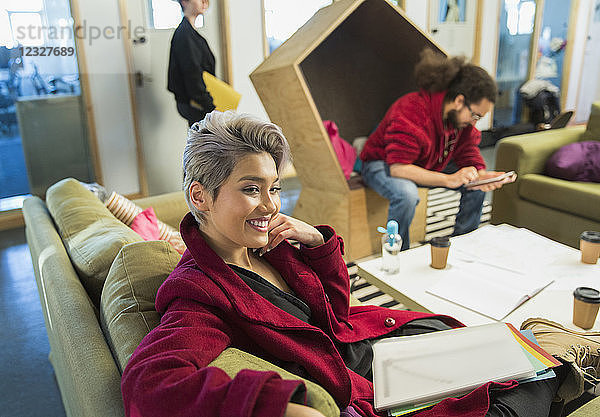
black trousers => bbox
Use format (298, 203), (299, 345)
(393, 319), (564, 417)
(485, 376), (562, 417)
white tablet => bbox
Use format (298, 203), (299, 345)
(465, 171), (516, 188)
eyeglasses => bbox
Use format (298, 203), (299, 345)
(466, 103), (482, 122)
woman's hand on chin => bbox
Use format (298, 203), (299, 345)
(260, 213), (324, 254)
(284, 403), (327, 417)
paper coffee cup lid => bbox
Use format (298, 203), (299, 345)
(581, 231), (600, 243)
(574, 287), (600, 304)
(430, 236), (451, 248)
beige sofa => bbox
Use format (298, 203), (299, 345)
(492, 102), (600, 248)
(24, 178), (600, 416)
(24, 178), (339, 417)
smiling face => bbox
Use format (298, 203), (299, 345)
(191, 152), (281, 254)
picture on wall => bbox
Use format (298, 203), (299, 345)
(439, 0), (466, 23)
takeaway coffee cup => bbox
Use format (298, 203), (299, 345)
(573, 287), (600, 329)
(430, 236), (451, 269)
(580, 231), (600, 264)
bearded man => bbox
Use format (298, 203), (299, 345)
(360, 49), (515, 249)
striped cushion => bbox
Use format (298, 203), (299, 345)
(105, 192), (186, 254)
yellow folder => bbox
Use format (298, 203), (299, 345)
(202, 72), (241, 111)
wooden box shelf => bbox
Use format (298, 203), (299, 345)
(251, 0), (444, 261)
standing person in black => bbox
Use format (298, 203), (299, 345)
(168, 0), (216, 127)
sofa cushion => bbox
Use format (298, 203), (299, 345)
(105, 191), (186, 254)
(101, 240), (181, 372)
(46, 178), (143, 307)
(211, 348), (340, 417)
(519, 174), (600, 222)
(545, 141), (600, 182)
(581, 101), (600, 142)
(130, 207), (161, 241)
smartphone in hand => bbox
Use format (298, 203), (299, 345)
(465, 171), (516, 188)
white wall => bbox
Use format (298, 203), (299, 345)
(404, 0), (428, 31)
(427, 0), (478, 60)
(476, 0), (499, 75)
(475, 0), (500, 131)
(76, 0), (140, 195)
(570, 0), (600, 123)
(228, 0), (269, 119)
(404, 0), (499, 131)
(75, 0), (271, 197)
(565, 0), (591, 113)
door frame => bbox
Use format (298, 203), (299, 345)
(117, 0), (233, 199)
(117, 0), (149, 199)
(560, 0), (581, 111)
(526, 0), (580, 113)
(219, 0), (233, 84)
(69, 0), (103, 189)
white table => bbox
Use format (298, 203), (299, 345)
(357, 224), (600, 330)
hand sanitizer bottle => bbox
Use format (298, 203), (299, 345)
(381, 220), (402, 274)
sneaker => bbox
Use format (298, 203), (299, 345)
(521, 318), (600, 403)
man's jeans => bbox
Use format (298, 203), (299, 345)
(361, 160), (485, 250)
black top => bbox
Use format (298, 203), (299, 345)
(229, 264), (453, 382)
(228, 264), (375, 380)
(167, 18), (216, 112)
(229, 264), (313, 323)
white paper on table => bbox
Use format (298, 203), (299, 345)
(450, 225), (568, 274)
(544, 264), (600, 291)
(426, 260), (554, 321)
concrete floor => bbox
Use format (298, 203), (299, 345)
(0, 227), (66, 417)
(0, 135), (30, 199)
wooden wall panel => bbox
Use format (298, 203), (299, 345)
(300, 0), (442, 140)
(251, 66), (348, 194)
(251, 0), (440, 260)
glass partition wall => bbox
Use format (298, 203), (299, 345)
(0, 0), (93, 212)
(494, 0), (537, 127)
(494, 0), (574, 128)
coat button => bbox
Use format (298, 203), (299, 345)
(384, 317), (396, 327)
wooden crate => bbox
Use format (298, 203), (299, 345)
(251, 0), (444, 261)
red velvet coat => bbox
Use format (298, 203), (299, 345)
(121, 213), (517, 417)
(360, 90), (486, 172)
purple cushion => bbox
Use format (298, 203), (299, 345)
(545, 141), (600, 183)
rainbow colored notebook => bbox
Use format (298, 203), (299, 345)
(506, 323), (562, 373)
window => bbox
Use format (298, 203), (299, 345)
(505, 0), (536, 36)
(9, 12), (45, 46)
(148, 0), (204, 29)
(0, 9), (12, 47)
(1, 0), (45, 47)
(264, 0), (332, 54)
(0, 0), (83, 212)
(4, 0), (44, 12)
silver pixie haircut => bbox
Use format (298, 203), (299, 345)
(183, 110), (291, 225)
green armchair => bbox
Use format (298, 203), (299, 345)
(492, 102), (600, 248)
